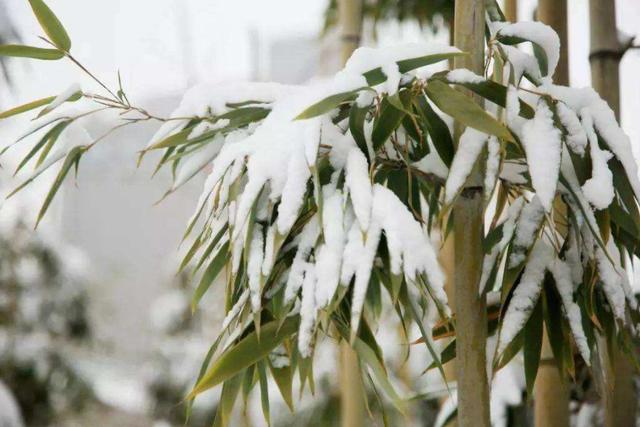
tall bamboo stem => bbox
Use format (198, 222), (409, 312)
(589, 1), (636, 425)
(452, 1), (491, 425)
(337, 1), (366, 426)
(504, 0), (518, 22)
(534, 2), (571, 426)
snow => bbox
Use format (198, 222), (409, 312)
(43, 83), (81, 114)
(479, 197), (525, 294)
(498, 240), (554, 355)
(444, 127), (487, 204)
(247, 225), (265, 313)
(542, 83), (640, 203)
(345, 148), (372, 230)
(548, 258), (591, 363)
(284, 216), (320, 304)
(508, 196), (545, 268)
(497, 21), (560, 77)
(298, 263), (317, 358)
(413, 151), (449, 180)
(521, 100), (562, 212)
(556, 103), (587, 156)
(500, 45), (541, 84)
(446, 68), (485, 85)
(314, 190), (346, 308)
(595, 242), (626, 322)
(580, 110), (614, 210)
(172, 133), (224, 190)
(381, 62), (401, 95)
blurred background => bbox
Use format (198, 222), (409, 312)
(0, 0), (638, 426)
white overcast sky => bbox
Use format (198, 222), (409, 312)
(2, 0), (640, 146)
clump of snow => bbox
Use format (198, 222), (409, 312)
(444, 127), (487, 204)
(345, 148), (372, 230)
(446, 68), (485, 85)
(485, 136), (501, 200)
(542, 83), (640, 203)
(548, 258), (590, 363)
(497, 21), (560, 77)
(521, 100), (562, 212)
(498, 240), (554, 355)
(508, 196), (545, 268)
(580, 111), (614, 210)
(413, 151), (449, 180)
(556, 103), (587, 156)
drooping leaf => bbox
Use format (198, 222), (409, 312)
(212, 373), (244, 427)
(414, 94), (454, 166)
(363, 51), (468, 86)
(0, 96), (56, 119)
(424, 80), (514, 142)
(0, 44), (63, 60)
(295, 90), (362, 120)
(28, 0), (71, 51)
(36, 145), (85, 227)
(191, 240), (230, 310)
(190, 316), (300, 396)
(523, 298), (543, 396)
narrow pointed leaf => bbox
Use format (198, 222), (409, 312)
(425, 80), (514, 142)
(0, 44), (63, 60)
(28, 0), (71, 51)
(0, 96), (55, 119)
(190, 316), (300, 396)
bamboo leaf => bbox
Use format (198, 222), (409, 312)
(414, 95), (454, 166)
(523, 298), (543, 396)
(268, 361), (294, 412)
(372, 95), (407, 151)
(295, 90), (362, 120)
(0, 44), (63, 60)
(258, 361), (271, 426)
(212, 373), (244, 427)
(191, 240), (230, 310)
(363, 51), (468, 86)
(190, 316), (300, 396)
(425, 80), (514, 142)
(349, 104), (370, 161)
(36, 145), (85, 227)
(0, 96), (56, 119)
(28, 0), (71, 51)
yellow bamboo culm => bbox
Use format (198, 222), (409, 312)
(588, 1), (637, 425)
(451, 1), (491, 426)
(336, 1), (366, 426)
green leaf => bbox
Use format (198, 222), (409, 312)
(496, 34), (548, 77)
(295, 90), (362, 120)
(0, 96), (56, 119)
(190, 316), (300, 396)
(363, 51), (468, 86)
(191, 240), (230, 310)
(268, 361), (294, 412)
(37, 90), (82, 118)
(349, 105), (370, 162)
(36, 145), (85, 227)
(14, 120), (68, 175)
(414, 95), (454, 166)
(435, 73), (535, 119)
(212, 373), (244, 427)
(424, 80), (514, 142)
(258, 361), (271, 426)
(523, 298), (543, 396)
(372, 95), (407, 151)
(0, 44), (63, 60)
(147, 127), (193, 150)
(28, 0), (71, 51)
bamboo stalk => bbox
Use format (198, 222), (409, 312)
(588, 1), (636, 425)
(337, 1), (366, 426)
(452, 1), (491, 425)
(504, 0), (518, 22)
(534, 2), (571, 426)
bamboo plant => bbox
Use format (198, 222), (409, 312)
(1, 1), (640, 425)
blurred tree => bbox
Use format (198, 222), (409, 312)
(0, 218), (92, 425)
